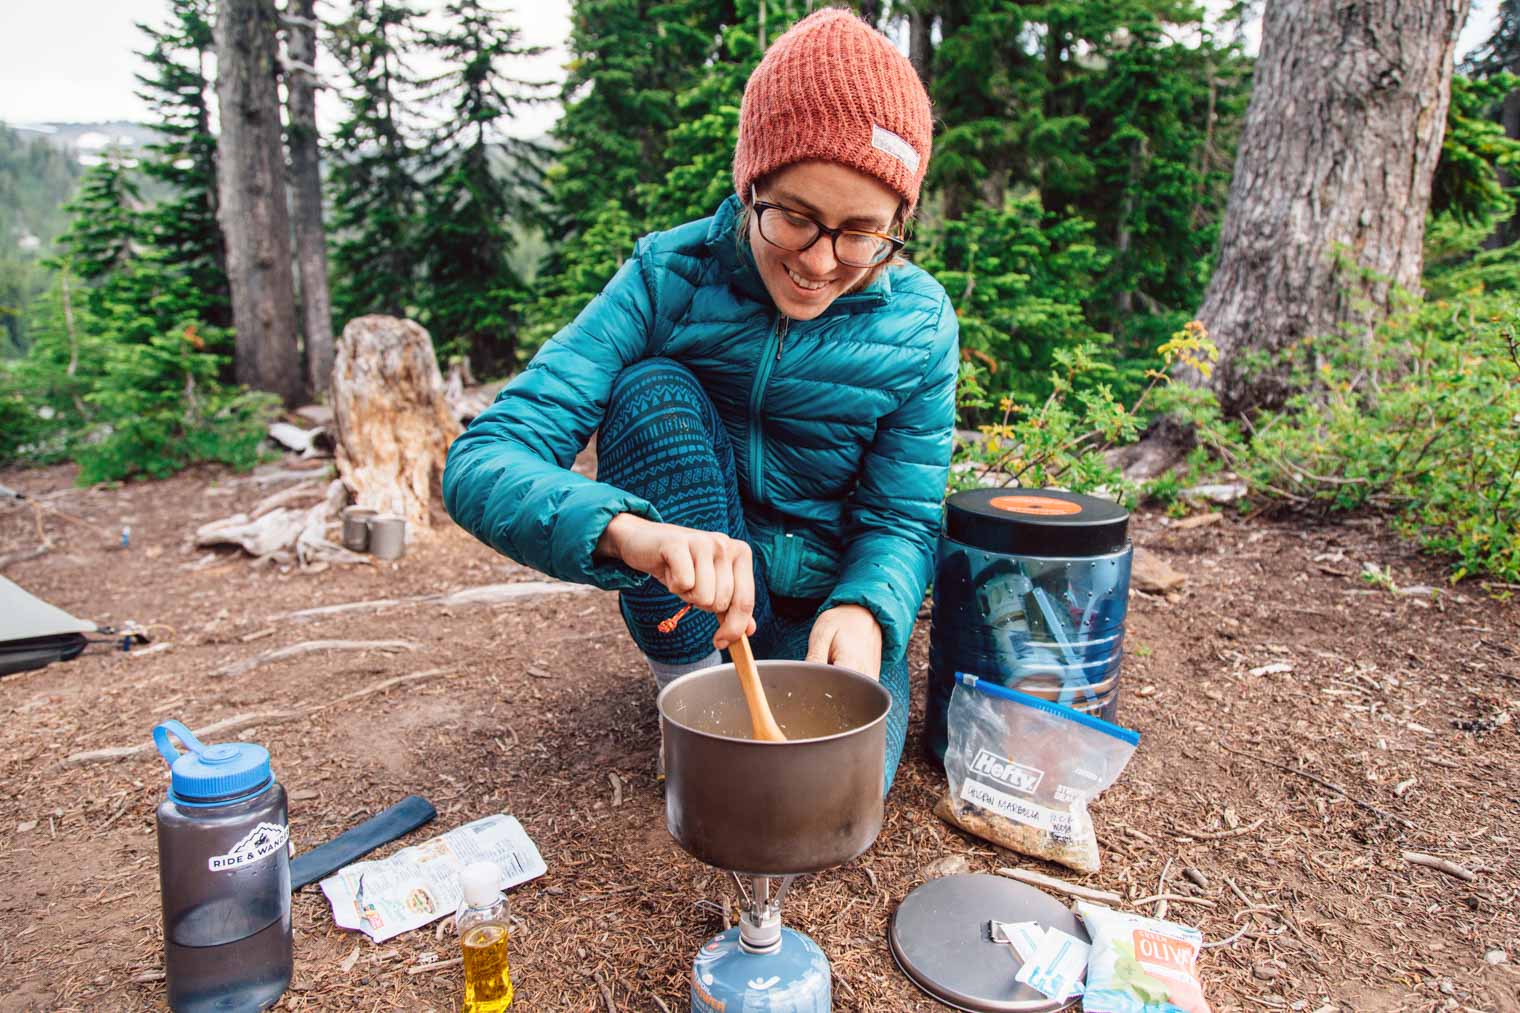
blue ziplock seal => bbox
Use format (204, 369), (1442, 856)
(955, 672), (1141, 746)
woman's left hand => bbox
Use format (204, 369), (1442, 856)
(805, 604), (883, 680)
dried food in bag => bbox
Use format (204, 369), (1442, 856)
(938, 673), (1139, 873)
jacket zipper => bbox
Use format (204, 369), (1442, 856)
(747, 314), (787, 504)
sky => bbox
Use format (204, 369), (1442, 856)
(0, 0), (574, 138)
(0, 0), (1504, 136)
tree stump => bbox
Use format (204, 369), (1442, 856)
(332, 315), (461, 533)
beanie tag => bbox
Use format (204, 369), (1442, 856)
(871, 124), (920, 173)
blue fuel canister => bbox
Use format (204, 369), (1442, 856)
(926, 488), (1132, 764)
(691, 925), (831, 1013)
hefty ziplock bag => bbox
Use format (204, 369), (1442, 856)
(936, 673), (1139, 873)
(1076, 902), (1213, 1013)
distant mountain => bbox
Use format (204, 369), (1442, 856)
(0, 124), (84, 251)
(5, 121), (162, 167)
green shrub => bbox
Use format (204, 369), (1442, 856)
(2, 262), (280, 482)
(1176, 278), (1520, 583)
(73, 321), (280, 483)
(953, 321), (1220, 506)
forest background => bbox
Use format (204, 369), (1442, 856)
(1, 0), (1518, 586)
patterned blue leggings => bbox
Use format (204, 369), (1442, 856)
(597, 358), (908, 791)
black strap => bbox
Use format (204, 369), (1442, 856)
(290, 795), (437, 890)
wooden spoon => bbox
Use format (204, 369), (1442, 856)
(729, 633), (786, 742)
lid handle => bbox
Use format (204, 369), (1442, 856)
(153, 721), (209, 767)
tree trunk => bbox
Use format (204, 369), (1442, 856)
(284, 0), (335, 395)
(908, 7), (933, 93)
(331, 315), (462, 534)
(215, 0), (303, 405)
(1195, 0), (1469, 417)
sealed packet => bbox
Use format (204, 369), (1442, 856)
(938, 673), (1139, 873)
(1076, 902), (1212, 1013)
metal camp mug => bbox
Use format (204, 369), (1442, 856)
(341, 507), (377, 552)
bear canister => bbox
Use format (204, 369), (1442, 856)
(926, 488), (1132, 764)
(154, 720), (292, 1012)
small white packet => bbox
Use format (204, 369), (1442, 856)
(1014, 926), (1091, 1000)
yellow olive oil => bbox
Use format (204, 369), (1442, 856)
(461, 922), (513, 1011)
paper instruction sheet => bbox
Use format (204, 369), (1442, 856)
(320, 813), (546, 943)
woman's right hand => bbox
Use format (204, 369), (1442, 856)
(596, 514), (756, 650)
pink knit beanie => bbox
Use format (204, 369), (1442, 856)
(733, 8), (933, 215)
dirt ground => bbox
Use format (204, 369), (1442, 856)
(0, 455), (1517, 1013)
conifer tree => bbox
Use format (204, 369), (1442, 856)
(547, 0), (734, 241)
(633, 0), (801, 228)
(1464, 0), (1520, 77)
(134, 0), (230, 330)
(57, 154), (143, 297)
(1462, 0), (1520, 246)
(926, 0), (1247, 362)
(327, 0), (425, 326)
(415, 0), (552, 372)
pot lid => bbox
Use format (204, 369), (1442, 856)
(888, 873), (1087, 1012)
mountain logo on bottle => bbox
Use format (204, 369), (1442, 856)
(208, 821), (290, 872)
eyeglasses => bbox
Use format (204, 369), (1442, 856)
(750, 195), (905, 268)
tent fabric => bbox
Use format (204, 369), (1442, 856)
(0, 576), (96, 677)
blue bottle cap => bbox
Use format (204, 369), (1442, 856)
(153, 720), (274, 806)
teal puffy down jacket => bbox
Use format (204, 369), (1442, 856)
(443, 194), (959, 662)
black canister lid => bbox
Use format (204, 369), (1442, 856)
(944, 488), (1129, 557)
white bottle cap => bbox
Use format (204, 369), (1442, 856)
(460, 861), (501, 908)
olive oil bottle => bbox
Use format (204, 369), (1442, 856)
(457, 862), (514, 1011)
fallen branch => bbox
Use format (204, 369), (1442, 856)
(1402, 852), (1476, 882)
(251, 480), (324, 519)
(94, 795), (133, 835)
(1182, 867), (1211, 890)
(1181, 817), (1267, 841)
(431, 581), (595, 608)
(1201, 923), (1255, 950)
(594, 971), (616, 1013)
(274, 598), (405, 621)
(65, 709), (307, 766)
(216, 639), (421, 678)
(1133, 893), (1217, 908)
(315, 668), (451, 710)
(65, 669), (449, 767)
(1155, 857), (1172, 919)
(0, 542), (51, 571)
(1218, 744), (1414, 830)
(406, 957), (462, 976)
(1116, 823), (1158, 846)
(272, 580), (592, 622)
(196, 508), (310, 557)
(994, 866), (1122, 905)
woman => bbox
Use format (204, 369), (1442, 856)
(443, 8), (959, 789)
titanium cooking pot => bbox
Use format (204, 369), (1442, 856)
(657, 660), (892, 875)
